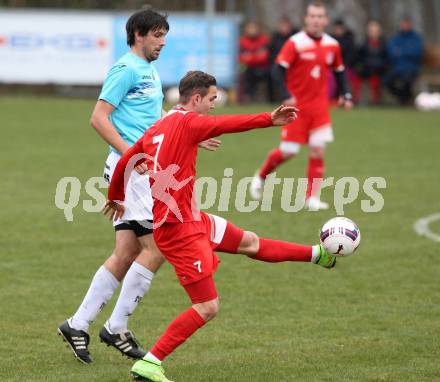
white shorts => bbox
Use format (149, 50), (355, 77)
(104, 151), (153, 226)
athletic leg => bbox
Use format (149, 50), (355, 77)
(146, 278), (219, 362)
(106, 233), (165, 334)
(131, 284), (217, 382)
(306, 145), (325, 200)
(58, 229), (140, 363)
(304, 114), (334, 210)
(207, 213), (336, 268)
(70, 230), (139, 331)
(99, 221), (165, 359)
(251, 115), (307, 200)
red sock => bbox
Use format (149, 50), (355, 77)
(253, 238), (312, 262)
(150, 307), (206, 361)
(306, 157), (324, 198)
(259, 148), (287, 179)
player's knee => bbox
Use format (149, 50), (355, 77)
(114, 245), (140, 264)
(136, 249), (164, 273)
(104, 252), (137, 280)
(136, 243), (165, 273)
(239, 231), (260, 257)
(309, 146), (325, 159)
(113, 252), (137, 271)
(112, 242), (140, 273)
(279, 142), (300, 158)
(280, 150), (296, 160)
(194, 298), (219, 322)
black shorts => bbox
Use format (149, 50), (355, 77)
(114, 220), (153, 237)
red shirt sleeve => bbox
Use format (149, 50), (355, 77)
(184, 112), (273, 143)
(275, 39), (297, 69)
(332, 43), (345, 71)
(108, 137), (145, 201)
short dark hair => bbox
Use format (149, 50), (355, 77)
(126, 7), (169, 47)
(179, 71), (217, 103)
(306, 0), (327, 14)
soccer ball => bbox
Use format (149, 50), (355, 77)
(320, 217), (361, 257)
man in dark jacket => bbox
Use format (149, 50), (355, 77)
(354, 20), (387, 104)
(269, 17), (298, 101)
(269, 17), (298, 64)
(330, 19), (357, 100)
(385, 16), (423, 105)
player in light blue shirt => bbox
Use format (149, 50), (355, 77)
(58, 8), (170, 364)
(99, 51), (163, 152)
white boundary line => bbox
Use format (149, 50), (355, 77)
(413, 213), (440, 243)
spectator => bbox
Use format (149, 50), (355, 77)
(239, 21), (271, 102)
(269, 17), (298, 64)
(330, 19), (357, 100)
(269, 17), (298, 101)
(354, 20), (387, 104)
(332, 19), (357, 68)
(385, 16), (423, 105)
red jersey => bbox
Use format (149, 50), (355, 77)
(276, 31), (344, 108)
(239, 34), (270, 69)
(108, 109), (272, 225)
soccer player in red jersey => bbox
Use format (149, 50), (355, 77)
(104, 71), (336, 381)
(250, 1), (353, 210)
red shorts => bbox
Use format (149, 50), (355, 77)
(281, 104), (331, 145)
(153, 212), (244, 287)
(183, 275), (218, 304)
(201, 212), (244, 253)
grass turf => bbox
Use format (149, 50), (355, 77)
(0, 96), (439, 381)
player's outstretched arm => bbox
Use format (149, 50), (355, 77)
(270, 105), (298, 125)
(187, 105), (298, 143)
(107, 138), (145, 203)
(198, 138), (222, 151)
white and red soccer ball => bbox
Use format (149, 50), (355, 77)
(320, 217), (361, 257)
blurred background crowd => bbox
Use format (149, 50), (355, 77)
(239, 15), (425, 106)
(1, 0), (440, 108)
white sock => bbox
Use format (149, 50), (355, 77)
(144, 351), (161, 364)
(311, 245), (320, 263)
(106, 262), (154, 334)
(70, 266), (119, 332)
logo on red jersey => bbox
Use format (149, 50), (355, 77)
(148, 164), (193, 226)
(326, 52), (335, 65)
(300, 52), (316, 60)
(125, 153), (193, 228)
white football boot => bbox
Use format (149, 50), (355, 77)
(250, 173), (264, 200)
(305, 196), (329, 211)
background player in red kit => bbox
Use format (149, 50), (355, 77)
(250, 0), (353, 210)
(104, 71), (337, 381)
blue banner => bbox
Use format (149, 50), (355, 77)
(113, 14), (239, 88)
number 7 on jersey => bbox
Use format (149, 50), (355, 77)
(152, 133), (164, 173)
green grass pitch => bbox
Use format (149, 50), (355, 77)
(1, 96), (439, 381)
